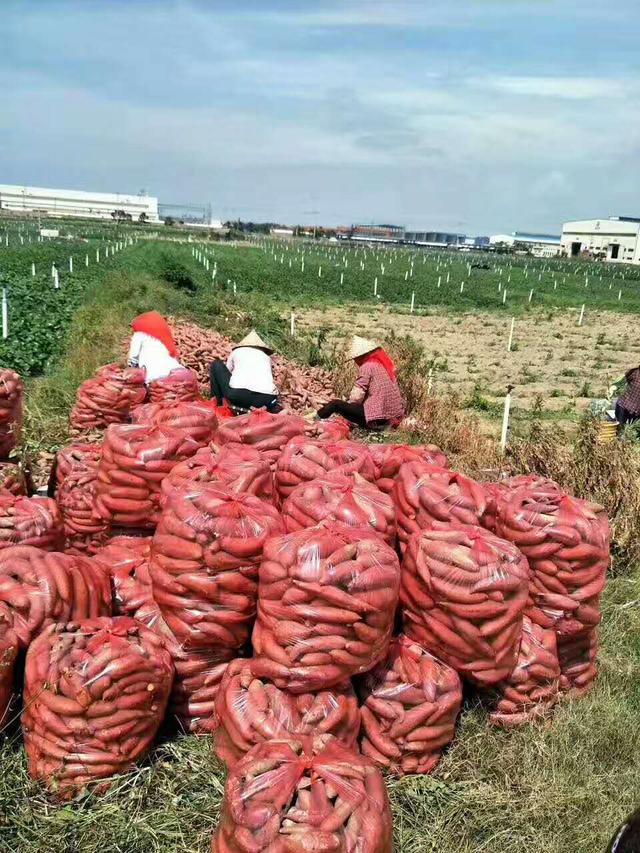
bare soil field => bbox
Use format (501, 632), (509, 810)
(299, 304), (638, 423)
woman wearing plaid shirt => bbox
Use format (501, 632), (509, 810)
(616, 366), (640, 425)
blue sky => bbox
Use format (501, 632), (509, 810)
(1, 0), (638, 233)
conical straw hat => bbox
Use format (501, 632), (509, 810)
(347, 335), (379, 361)
(234, 329), (274, 354)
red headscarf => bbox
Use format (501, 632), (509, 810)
(131, 312), (178, 357)
(356, 347), (397, 381)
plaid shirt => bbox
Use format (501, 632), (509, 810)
(620, 368), (640, 415)
(353, 362), (405, 424)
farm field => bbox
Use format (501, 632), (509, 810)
(1, 227), (640, 853)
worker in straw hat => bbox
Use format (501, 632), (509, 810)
(317, 335), (404, 429)
(210, 330), (282, 413)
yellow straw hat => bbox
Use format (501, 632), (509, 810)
(233, 330), (274, 354)
(347, 335), (379, 361)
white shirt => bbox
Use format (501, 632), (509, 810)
(226, 347), (277, 395)
(128, 331), (182, 384)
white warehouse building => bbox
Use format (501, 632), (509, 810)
(489, 232), (561, 258)
(0, 184), (160, 222)
(561, 217), (640, 264)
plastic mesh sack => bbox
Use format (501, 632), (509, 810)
(483, 475), (563, 533)
(358, 634), (461, 775)
(489, 616), (560, 726)
(50, 442), (102, 495)
(22, 616), (173, 799)
(557, 628), (598, 698)
(70, 364), (146, 433)
(161, 444), (273, 506)
(217, 409), (306, 467)
(211, 735), (393, 853)
(150, 484), (283, 651)
(0, 605), (18, 726)
(0, 545), (112, 649)
(401, 524), (530, 685)
(275, 437), (377, 502)
(133, 600), (235, 734)
(0, 369), (23, 460)
(253, 522), (401, 693)
(57, 466), (110, 556)
(394, 461), (487, 549)
(0, 494), (64, 551)
(130, 400), (218, 450)
(148, 368), (200, 403)
(494, 489), (609, 636)
(282, 472), (396, 544)
(93, 536), (153, 616)
(96, 423), (206, 529)
(0, 462), (27, 497)
(214, 657), (360, 768)
(370, 443), (449, 494)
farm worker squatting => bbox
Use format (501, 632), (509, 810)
(209, 330), (282, 414)
(128, 311), (190, 384)
(317, 335), (404, 429)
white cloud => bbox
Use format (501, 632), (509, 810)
(476, 75), (632, 99)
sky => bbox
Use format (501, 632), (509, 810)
(1, 0), (639, 234)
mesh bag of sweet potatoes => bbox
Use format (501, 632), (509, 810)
(252, 523), (401, 693)
(0, 545), (111, 649)
(95, 402), (217, 529)
(0, 494), (64, 551)
(369, 443), (448, 494)
(274, 437), (377, 502)
(212, 735), (393, 853)
(493, 485), (609, 696)
(217, 409), (306, 467)
(0, 369), (23, 460)
(22, 616), (173, 798)
(147, 368), (200, 404)
(70, 364), (146, 433)
(214, 656), (360, 768)
(0, 604), (18, 726)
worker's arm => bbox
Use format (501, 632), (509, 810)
(127, 332), (144, 367)
(348, 366), (369, 404)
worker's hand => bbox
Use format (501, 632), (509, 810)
(607, 384), (616, 399)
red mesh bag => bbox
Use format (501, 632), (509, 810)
(217, 409), (306, 467)
(0, 494), (64, 551)
(0, 462), (27, 496)
(70, 364), (146, 433)
(557, 628), (598, 697)
(148, 368), (200, 403)
(57, 466), (110, 556)
(150, 484), (283, 650)
(395, 461), (487, 549)
(51, 442), (102, 494)
(282, 473), (396, 545)
(130, 399), (218, 449)
(0, 369), (23, 460)
(161, 444), (273, 506)
(252, 523), (401, 693)
(494, 489), (609, 636)
(358, 634), (461, 775)
(22, 616), (173, 799)
(214, 657), (360, 768)
(96, 423), (207, 529)
(483, 475), (563, 533)
(370, 443), (449, 494)
(212, 735), (393, 853)
(134, 600), (235, 734)
(489, 616), (560, 726)
(0, 605), (18, 726)
(0, 545), (111, 649)
(304, 416), (351, 441)
(275, 437), (376, 502)
(93, 536), (153, 615)
(401, 525), (529, 685)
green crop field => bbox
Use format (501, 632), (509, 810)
(1, 226), (640, 853)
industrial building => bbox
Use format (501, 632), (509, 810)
(404, 231), (466, 248)
(560, 217), (640, 264)
(489, 232), (561, 258)
(336, 224), (405, 243)
(0, 184), (160, 222)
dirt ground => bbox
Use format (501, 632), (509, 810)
(298, 304), (638, 419)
